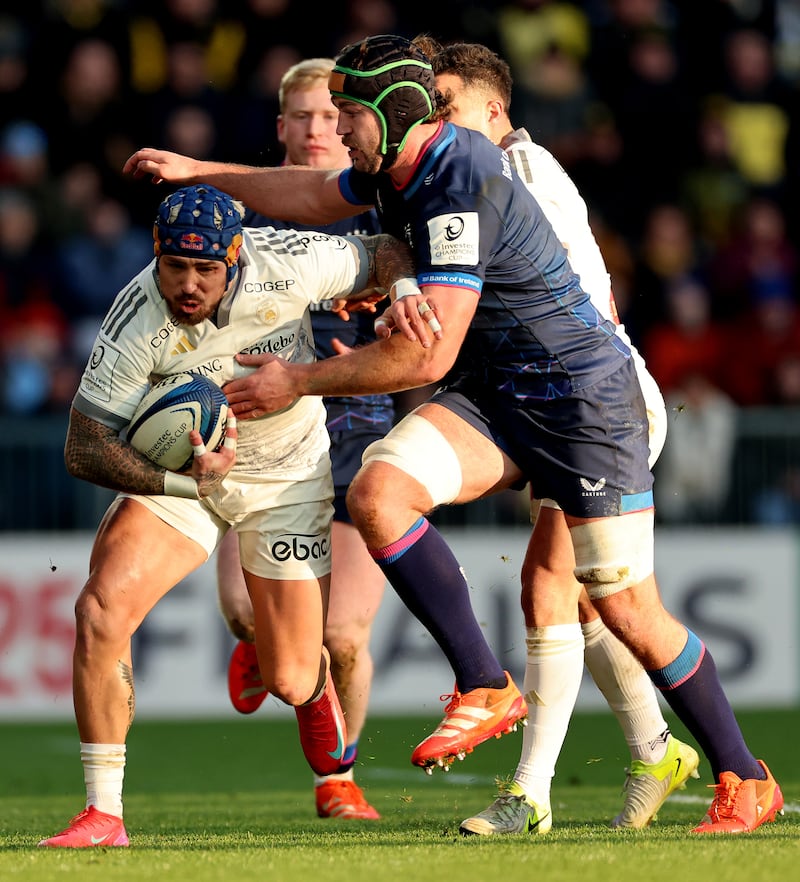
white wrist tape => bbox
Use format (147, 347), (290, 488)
(164, 472), (199, 499)
(391, 278), (419, 301)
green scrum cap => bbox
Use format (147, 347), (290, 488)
(329, 35), (436, 168)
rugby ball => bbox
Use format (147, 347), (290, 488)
(127, 373), (228, 472)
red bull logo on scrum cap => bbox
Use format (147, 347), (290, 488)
(177, 231), (206, 252)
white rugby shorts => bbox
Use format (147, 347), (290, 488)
(121, 454), (334, 581)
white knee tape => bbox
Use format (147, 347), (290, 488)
(570, 510), (654, 599)
(361, 412), (463, 506)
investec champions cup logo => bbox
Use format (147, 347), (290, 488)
(427, 212), (480, 266)
(444, 216), (465, 240)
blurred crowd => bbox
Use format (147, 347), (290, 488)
(2, 0), (800, 523)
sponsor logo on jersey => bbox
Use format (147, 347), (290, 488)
(90, 345), (105, 370)
(179, 359), (225, 382)
(81, 345), (121, 403)
(427, 212), (479, 266)
(500, 151), (513, 182)
(169, 336), (196, 355)
(150, 317), (182, 349)
(243, 279), (296, 293)
(241, 332), (297, 356)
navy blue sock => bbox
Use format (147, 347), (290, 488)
(333, 741), (358, 775)
(648, 629), (763, 781)
(369, 517), (506, 693)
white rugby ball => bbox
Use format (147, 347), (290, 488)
(127, 373), (229, 472)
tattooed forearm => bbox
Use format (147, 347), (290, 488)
(359, 234), (416, 291)
(65, 407), (166, 495)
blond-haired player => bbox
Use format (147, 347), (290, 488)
(217, 58), (386, 820)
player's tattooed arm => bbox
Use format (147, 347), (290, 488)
(64, 407), (166, 495)
(357, 233), (417, 292)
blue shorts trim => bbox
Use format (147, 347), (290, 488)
(621, 491), (654, 513)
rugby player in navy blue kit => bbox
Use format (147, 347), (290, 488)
(124, 35), (783, 835)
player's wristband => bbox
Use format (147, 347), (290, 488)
(390, 278), (419, 301)
(164, 472), (199, 499)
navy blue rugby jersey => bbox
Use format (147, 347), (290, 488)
(245, 208), (393, 430)
(339, 122), (631, 402)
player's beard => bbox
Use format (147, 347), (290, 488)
(353, 153), (383, 175)
(345, 136), (383, 174)
(171, 300), (216, 325)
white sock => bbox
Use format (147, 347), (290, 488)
(313, 768), (354, 787)
(581, 618), (669, 763)
(80, 742), (126, 818)
(513, 624), (584, 806)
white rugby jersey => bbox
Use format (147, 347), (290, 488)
(501, 128), (654, 354)
(504, 128), (665, 461)
(73, 226), (367, 480)
(502, 128), (615, 322)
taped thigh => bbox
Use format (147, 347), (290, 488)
(361, 412), (463, 507)
(570, 510), (654, 599)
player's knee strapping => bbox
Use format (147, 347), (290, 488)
(570, 510), (654, 598)
(361, 412), (462, 506)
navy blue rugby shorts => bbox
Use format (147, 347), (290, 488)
(431, 357), (653, 519)
(329, 424), (390, 523)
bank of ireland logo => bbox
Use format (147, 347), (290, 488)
(580, 476), (607, 495)
(257, 298), (279, 326)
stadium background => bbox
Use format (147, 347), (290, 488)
(1, 1), (800, 721)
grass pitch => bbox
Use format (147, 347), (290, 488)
(1, 708), (797, 882)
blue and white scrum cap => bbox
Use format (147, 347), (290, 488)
(153, 184), (244, 284)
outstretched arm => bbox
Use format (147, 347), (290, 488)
(123, 148), (365, 225)
(223, 284), (477, 418)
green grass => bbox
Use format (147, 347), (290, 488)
(1, 709), (797, 882)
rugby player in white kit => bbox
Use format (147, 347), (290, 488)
(39, 183), (422, 848)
